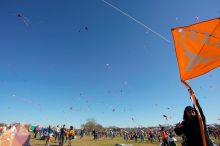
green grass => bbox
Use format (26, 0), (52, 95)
(31, 136), (158, 146)
(31, 136), (220, 146)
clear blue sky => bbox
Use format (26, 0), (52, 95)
(0, 0), (220, 128)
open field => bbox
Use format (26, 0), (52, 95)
(31, 136), (159, 146)
(31, 136), (220, 146)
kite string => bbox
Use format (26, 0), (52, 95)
(102, 0), (170, 43)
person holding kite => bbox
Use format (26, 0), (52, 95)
(174, 99), (213, 146)
(171, 18), (220, 146)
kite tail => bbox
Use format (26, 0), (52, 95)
(182, 80), (207, 146)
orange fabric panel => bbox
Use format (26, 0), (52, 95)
(172, 18), (220, 80)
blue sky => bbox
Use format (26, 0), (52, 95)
(0, 0), (220, 128)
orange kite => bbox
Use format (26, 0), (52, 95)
(172, 18), (220, 81)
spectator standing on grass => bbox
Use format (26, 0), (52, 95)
(80, 129), (84, 139)
(140, 129), (145, 143)
(45, 125), (53, 146)
(168, 134), (177, 146)
(160, 127), (169, 146)
(156, 130), (161, 142)
(92, 129), (97, 140)
(134, 131), (138, 142)
(55, 125), (60, 141)
(67, 126), (75, 146)
(59, 125), (66, 146)
(149, 128), (154, 143)
(33, 126), (39, 138)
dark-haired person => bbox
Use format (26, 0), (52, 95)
(59, 125), (66, 146)
(174, 99), (214, 146)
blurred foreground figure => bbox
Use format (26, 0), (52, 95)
(174, 99), (214, 146)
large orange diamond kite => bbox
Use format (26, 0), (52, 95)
(172, 18), (220, 81)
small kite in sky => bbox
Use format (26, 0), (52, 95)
(112, 109), (116, 112)
(17, 12), (29, 26)
(120, 89), (123, 95)
(195, 16), (200, 22)
(131, 117), (134, 121)
(163, 115), (168, 120)
(77, 26), (88, 32)
(70, 107), (73, 110)
(175, 17), (179, 21)
(167, 107), (170, 110)
(106, 63), (111, 70)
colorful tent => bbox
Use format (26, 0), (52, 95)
(172, 17), (220, 146)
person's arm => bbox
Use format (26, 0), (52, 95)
(174, 122), (184, 136)
(195, 99), (206, 123)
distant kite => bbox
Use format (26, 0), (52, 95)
(195, 16), (200, 22)
(106, 63), (111, 70)
(17, 12), (29, 26)
(120, 89), (123, 95)
(163, 115), (168, 120)
(77, 26), (88, 32)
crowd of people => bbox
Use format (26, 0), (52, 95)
(29, 99), (220, 146)
(1, 99), (220, 146)
(1, 122), (220, 146)
(32, 124), (76, 146)
(31, 124), (180, 146)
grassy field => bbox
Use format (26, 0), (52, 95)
(31, 136), (220, 146)
(31, 136), (161, 146)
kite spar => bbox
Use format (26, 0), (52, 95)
(172, 17), (220, 146)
